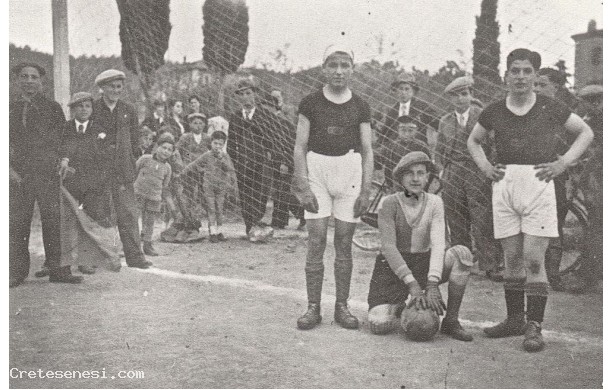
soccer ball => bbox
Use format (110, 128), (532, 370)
(248, 225), (274, 243)
(400, 304), (440, 341)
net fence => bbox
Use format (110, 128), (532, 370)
(10, 0), (602, 263)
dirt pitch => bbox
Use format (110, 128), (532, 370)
(9, 219), (603, 389)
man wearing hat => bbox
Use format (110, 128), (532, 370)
(90, 69), (151, 269)
(227, 78), (285, 235)
(375, 73), (437, 150)
(435, 76), (503, 281)
(9, 62), (83, 286)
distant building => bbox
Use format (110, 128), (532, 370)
(571, 20), (603, 90)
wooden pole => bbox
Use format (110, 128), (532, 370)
(52, 0), (70, 116)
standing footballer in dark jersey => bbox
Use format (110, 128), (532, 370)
(293, 45), (374, 330)
(467, 48), (593, 352)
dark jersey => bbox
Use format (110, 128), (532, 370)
(478, 95), (571, 165)
(299, 89), (370, 156)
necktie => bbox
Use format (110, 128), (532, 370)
(22, 101), (29, 128)
(78, 124), (85, 134)
(400, 104), (407, 117)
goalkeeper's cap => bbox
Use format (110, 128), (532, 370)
(322, 44), (354, 65)
(393, 151), (435, 182)
(95, 69), (126, 86)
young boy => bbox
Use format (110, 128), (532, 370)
(176, 113), (212, 165)
(59, 91), (116, 275)
(293, 45), (374, 330)
(377, 115), (430, 187)
(367, 152), (474, 341)
(181, 131), (235, 243)
(137, 125), (155, 157)
(467, 48), (593, 352)
(134, 133), (175, 256)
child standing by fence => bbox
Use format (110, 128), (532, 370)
(134, 133), (175, 256)
(181, 131), (236, 242)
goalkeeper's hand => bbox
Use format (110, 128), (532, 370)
(407, 281), (427, 310)
(425, 280), (446, 316)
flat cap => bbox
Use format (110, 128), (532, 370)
(187, 112), (207, 122)
(391, 73), (418, 88)
(235, 78), (256, 94)
(12, 62), (46, 77)
(95, 69), (126, 86)
(393, 151), (435, 181)
(322, 44), (354, 65)
(444, 76), (474, 94)
(577, 84), (603, 98)
(68, 92), (93, 107)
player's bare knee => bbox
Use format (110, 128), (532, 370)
(444, 245), (473, 277)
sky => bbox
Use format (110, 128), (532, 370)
(8, 0), (603, 82)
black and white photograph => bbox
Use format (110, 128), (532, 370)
(8, 0), (603, 388)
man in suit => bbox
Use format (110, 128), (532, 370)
(90, 69), (151, 269)
(259, 91), (305, 230)
(227, 79), (284, 235)
(435, 76), (503, 281)
(375, 73), (438, 150)
(9, 62), (83, 287)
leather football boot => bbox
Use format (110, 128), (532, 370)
(334, 302), (359, 329)
(297, 303), (322, 330)
(484, 314), (527, 338)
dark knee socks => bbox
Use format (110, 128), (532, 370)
(334, 257), (353, 304)
(305, 262), (324, 304)
(504, 279), (526, 317)
(525, 282), (548, 323)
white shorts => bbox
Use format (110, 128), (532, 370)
(305, 150), (362, 223)
(492, 164), (558, 239)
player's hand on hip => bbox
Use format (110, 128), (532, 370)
(485, 163), (506, 182)
(353, 192), (369, 218)
(425, 281), (446, 316)
(534, 159), (568, 182)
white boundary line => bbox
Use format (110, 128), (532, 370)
(134, 266), (603, 348)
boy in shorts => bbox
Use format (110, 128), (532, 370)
(293, 45), (374, 330)
(367, 152), (474, 341)
(181, 131), (236, 243)
(467, 48), (593, 352)
(134, 133), (174, 256)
